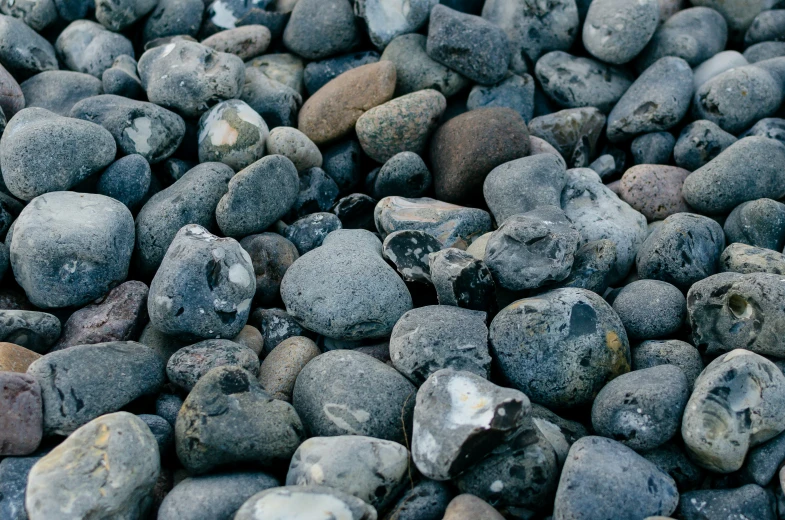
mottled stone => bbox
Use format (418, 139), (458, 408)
(724, 198), (785, 251)
(258, 336), (320, 401)
(720, 243), (785, 275)
(167, 339), (259, 391)
(198, 99), (269, 171)
(632, 339), (704, 391)
(0, 310), (60, 353)
(234, 486), (377, 520)
(619, 165), (691, 221)
(0, 342), (40, 372)
(240, 233), (299, 306)
(528, 107), (605, 168)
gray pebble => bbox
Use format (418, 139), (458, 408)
(202, 0), (285, 39)
(238, 233), (300, 305)
(372, 151), (432, 199)
(429, 248), (495, 313)
(738, 430), (785, 487)
(266, 126), (321, 172)
(283, 212), (343, 254)
(0, 454), (42, 520)
(356, 0), (435, 49)
(167, 339), (259, 391)
(138, 414), (173, 456)
(245, 53), (304, 95)
(725, 198), (785, 251)
(745, 41), (785, 63)
(27, 342), (165, 435)
(673, 119), (737, 171)
(287, 167), (340, 222)
(138, 323), (189, 363)
(0, 310), (60, 353)
(248, 307), (307, 355)
(720, 243), (785, 275)
(382, 229), (442, 283)
(632, 339), (704, 391)
(20, 71), (102, 116)
(282, 0), (359, 60)
(198, 100), (269, 171)
(612, 280), (686, 340)
(234, 486), (377, 520)
(554, 238), (617, 295)
(142, 0), (204, 43)
(0, 14), (57, 79)
(148, 224), (255, 340)
(529, 107), (606, 168)
(96, 0), (158, 31)
(0, 0), (57, 31)
(741, 117), (785, 146)
(333, 193), (378, 231)
(292, 349), (416, 443)
(531, 403), (590, 466)
(303, 51), (379, 96)
(640, 442), (704, 491)
(489, 287), (631, 409)
(383, 479), (452, 520)
(693, 49), (749, 89)
(102, 55), (144, 99)
(745, 8), (785, 47)
(466, 74), (535, 122)
(679, 484), (776, 520)
(97, 155), (151, 211)
(175, 365), (305, 474)
(11, 192), (134, 308)
(322, 139), (362, 193)
(631, 132), (675, 165)
(241, 67), (303, 128)
(156, 393), (183, 426)
(55, 20), (134, 78)
(582, 0), (660, 65)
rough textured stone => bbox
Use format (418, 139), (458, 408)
(679, 484), (776, 520)
(167, 339), (259, 391)
(0, 454), (42, 520)
(202, 25), (272, 60)
(443, 494), (504, 520)
(611, 280), (686, 340)
(632, 339), (704, 391)
(239, 233), (299, 306)
(0, 372), (42, 456)
(0, 14), (58, 79)
(0, 341), (41, 372)
(0, 310), (60, 353)
(720, 243), (785, 275)
(429, 248), (495, 313)
(619, 165), (691, 221)
(528, 107), (605, 168)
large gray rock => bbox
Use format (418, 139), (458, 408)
(234, 486), (377, 520)
(25, 412), (160, 520)
(582, 0), (659, 64)
(55, 20), (134, 78)
(283, 0), (360, 59)
(26, 341), (165, 435)
(724, 198), (785, 251)
(281, 229), (412, 340)
(0, 108), (116, 200)
(95, 0), (158, 31)
(611, 280), (686, 340)
(0, 14), (58, 79)
(682, 349), (785, 473)
(673, 119), (737, 171)
(10, 192), (134, 309)
(148, 224), (255, 340)
(0, 0), (57, 31)
(20, 71), (102, 116)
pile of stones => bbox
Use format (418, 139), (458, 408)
(1, 0), (785, 519)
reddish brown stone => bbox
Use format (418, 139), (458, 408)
(619, 165), (692, 221)
(0, 372), (43, 455)
(0, 342), (41, 372)
(430, 107), (530, 204)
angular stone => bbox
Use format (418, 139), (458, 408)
(429, 248), (495, 313)
(528, 107), (605, 168)
(382, 229), (442, 283)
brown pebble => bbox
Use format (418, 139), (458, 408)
(606, 179), (621, 196)
(619, 165), (692, 221)
(0, 62), (24, 118)
(443, 494), (505, 520)
(0, 371), (43, 455)
(298, 61), (396, 145)
(430, 107), (530, 204)
(0, 342), (41, 372)
(233, 325), (265, 356)
(202, 25), (272, 61)
(258, 336), (320, 401)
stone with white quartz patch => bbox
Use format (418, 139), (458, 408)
(234, 485), (377, 520)
(355, 0), (437, 49)
(411, 368), (531, 481)
(198, 99), (269, 171)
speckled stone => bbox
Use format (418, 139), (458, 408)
(673, 119), (737, 171)
(382, 229), (442, 283)
(198, 99), (269, 171)
(202, 25), (272, 61)
(582, 0), (660, 65)
(167, 339), (259, 391)
(619, 165), (691, 221)
(234, 486), (377, 520)
(724, 198), (785, 251)
(0, 371), (42, 456)
(0, 342), (40, 372)
(258, 336), (320, 401)
(632, 339), (704, 391)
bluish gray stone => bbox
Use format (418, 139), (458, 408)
(0, 0), (56, 31)
(724, 198), (785, 251)
(673, 119), (737, 171)
(721, 243), (785, 275)
(167, 339), (259, 391)
(241, 67), (303, 128)
(582, 0), (660, 65)
(55, 20), (134, 78)
(372, 151), (432, 199)
(240, 233), (300, 305)
(282, 0), (360, 60)
(283, 212), (342, 255)
(0, 310), (60, 353)
(198, 100), (269, 171)
(303, 51), (380, 96)
(97, 155), (152, 210)
(679, 484), (776, 520)
(356, 0), (436, 49)
(142, 0), (204, 43)
(631, 132), (675, 165)
(0, 14), (57, 79)
(745, 8), (785, 47)
(102, 55), (144, 99)
(612, 280), (686, 340)
(0, 454), (42, 520)
(632, 339), (704, 391)
(429, 248), (495, 313)
(20, 71), (102, 116)
(466, 73), (536, 122)
(287, 166), (340, 222)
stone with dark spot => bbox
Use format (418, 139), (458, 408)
(674, 119), (737, 171)
(167, 339), (260, 391)
(333, 193), (377, 231)
(724, 198), (785, 251)
(384, 479), (452, 520)
(466, 74), (536, 122)
(142, 0), (203, 43)
(248, 307), (308, 356)
(0, 310), (60, 353)
(382, 230), (442, 284)
(632, 339), (704, 391)
(552, 239), (617, 295)
(0, 371), (42, 455)
(322, 139), (362, 194)
(240, 233), (299, 306)
(720, 243), (785, 275)
(631, 132), (675, 165)
(303, 51), (379, 96)
(429, 248), (495, 313)
(286, 167), (340, 222)
(240, 67), (303, 129)
(641, 442), (704, 491)
(55, 20), (135, 78)
(283, 212), (343, 255)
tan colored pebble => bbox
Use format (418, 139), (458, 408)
(202, 25), (272, 61)
(258, 336), (320, 401)
(619, 164), (692, 221)
(233, 325), (264, 357)
(0, 341), (41, 372)
(298, 61), (396, 145)
(443, 494), (505, 520)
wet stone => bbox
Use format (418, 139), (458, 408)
(429, 248), (495, 313)
(382, 229), (442, 284)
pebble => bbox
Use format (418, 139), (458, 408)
(70, 94), (186, 164)
(682, 349), (785, 473)
(529, 107), (606, 168)
(443, 494), (504, 520)
(582, 0), (660, 65)
(298, 60), (396, 145)
(724, 198), (785, 251)
(266, 126), (321, 171)
(1, 108), (117, 200)
(197, 99), (269, 171)
(556, 238), (618, 295)
(356, 0), (435, 49)
(287, 166), (340, 221)
(166, 339), (259, 391)
(334, 193), (377, 230)
(25, 412), (160, 520)
(369, 152), (432, 200)
(292, 349), (416, 443)
(0, 310), (60, 353)
(202, 25), (272, 60)
(619, 165), (691, 221)
(745, 8), (785, 46)
(0, 14), (57, 79)
(746, 41), (785, 62)
(234, 485), (378, 520)
(430, 107), (530, 204)
(303, 51), (379, 96)
(241, 67), (303, 128)
(678, 484), (776, 520)
(282, 0), (359, 59)
(176, 365), (304, 474)
(612, 280), (686, 340)
(158, 472), (280, 520)
(258, 336), (320, 401)
(0, 0), (57, 31)
(239, 232), (299, 305)
(0, 454), (43, 520)
(673, 119), (737, 171)
(0, 371), (42, 456)
(202, 0), (286, 38)
(553, 436), (679, 519)
(142, 0), (203, 43)
(148, 224), (255, 340)
(357, 89), (446, 163)
(384, 479), (453, 520)
(0, 341), (41, 372)
(742, 117), (785, 145)
(720, 243), (785, 275)
(233, 325), (264, 356)
(466, 73), (536, 122)
(632, 339), (704, 391)
(426, 4), (510, 85)
(281, 229), (411, 340)
(287, 435), (409, 509)
(248, 307), (307, 355)
(692, 49), (748, 89)
(429, 248), (495, 313)
(738, 429), (785, 487)
(0, 63), (23, 118)
(641, 442), (704, 491)
(95, 0), (158, 31)
(489, 288), (630, 409)
(322, 139), (362, 193)
(97, 155), (152, 210)
(631, 132), (675, 165)
(156, 393), (184, 427)
(246, 52), (304, 94)
(55, 20), (134, 78)
(283, 212), (343, 254)
(20, 70), (102, 116)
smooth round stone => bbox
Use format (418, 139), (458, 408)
(528, 106), (606, 168)
(382, 229), (441, 283)
(216, 155), (300, 238)
(553, 437), (679, 519)
(283, 0), (359, 59)
(0, 14), (57, 79)
(266, 127), (321, 172)
(443, 494), (504, 520)
(239, 233), (299, 306)
(240, 67), (303, 129)
(282, 229), (411, 340)
(692, 65), (783, 134)
(429, 248), (495, 313)
(631, 132), (675, 165)
(258, 336), (319, 402)
(138, 41), (245, 118)
(0, 108), (117, 200)
(612, 280), (686, 340)
(293, 349), (416, 443)
(485, 206), (580, 291)
(683, 137), (785, 215)
(167, 339), (259, 391)
(745, 41), (785, 63)
(198, 100), (269, 171)
(745, 8), (785, 46)
(582, 0), (660, 65)
(633, 339), (704, 391)
(636, 213), (725, 290)
(693, 50), (749, 89)
(606, 57), (693, 143)
(691, 0), (777, 40)
(11, 192), (133, 309)
(483, 154), (567, 224)
(0, 372), (42, 456)
(28, 342), (165, 435)
(721, 243), (785, 275)
(233, 325), (264, 356)
(490, 288), (631, 409)
(234, 486), (377, 520)
(158, 472), (280, 520)
(95, 0), (158, 30)
(20, 71), (102, 116)
(71, 95), (186, 164)
(202, 25), (271, 61)
(303, 51), (380, 96)
(679, 484), (776, 520)
(724, 198), (785, 251)
(592, 365), (688, 450)
(97, 155), (152, 210)
(298, 61), (396, 145)
(682, 349), (785, 473)
(534, 51), (634, 114)
(0, 342), (41, 372)
(619, 165), (691, 221)
(287, 435), (409, 510)
(246, 53), (304, 95)
(55, 20), (134, 78)
(371, 151), (431, 199)
(636, 7), (728, 71)
(380, 33), (469, 97)
(482, 0), (579, 67)
(287, 167), (340, 221)
(357, 89), (446, 163)
(25, 412), (160, 520)
(390, 305), (490, 385)
(149, 225), (255, 340)
(283, 213), (343, 255)
(430, 107), (530, 204)
(0, 310), (60, 353)
(673, 119), (737, 171)
(466, 73), (535, 122)
(135, 162), (233, 276)
(248, 307), (308, 356)
(385, 479), (452, 520)
(356, 0), (435, 49)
